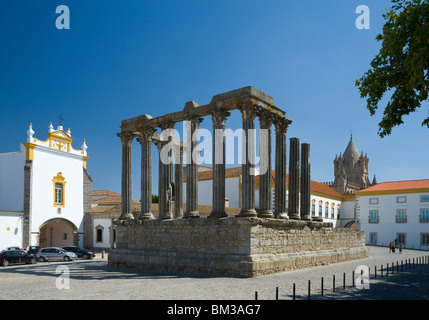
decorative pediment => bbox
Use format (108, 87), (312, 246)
(48, 130), (73, 143)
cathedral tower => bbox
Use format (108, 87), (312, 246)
(332, 136), (372, 194)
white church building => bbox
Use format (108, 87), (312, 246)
(0, 123), (92, 250)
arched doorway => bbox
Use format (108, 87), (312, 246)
(38, 218), (78, 248)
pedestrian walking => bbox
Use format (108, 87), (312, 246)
(399, 243), (403, 254)
(389, 242), (392, 253)
(392, 242), (395, 253)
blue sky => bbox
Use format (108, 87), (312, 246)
(1, 0), (428, 198)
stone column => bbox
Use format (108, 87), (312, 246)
(159, 121), (175, 219)
(154, 141), (163, 218)
(274, 118), (289, 219)
(300, 143), (312, 221)
(288, 137), (300, 220)
(174, 145), (184, 218)
(239, 105), (258, 217)
(184, 117), (203, 218)
(138, 126), (156, 220)
(118, 131), (134, 220)
(258, 110), (274, 218)
(210, 109), (230, 218)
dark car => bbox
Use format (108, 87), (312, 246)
(61, 246), (95, 259)
(0, 250), (37, 267)
(26, 246), (41, 254)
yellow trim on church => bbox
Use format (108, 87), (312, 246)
(23, 143), (37, 161)
(83, 156), (90, 169)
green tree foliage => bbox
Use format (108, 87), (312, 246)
(152, 194), (159, 203)
(356, 0), (429, 137)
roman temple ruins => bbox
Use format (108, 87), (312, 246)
(108, 87), (368, 277)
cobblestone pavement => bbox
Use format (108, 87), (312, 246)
(0, 246), (428, 300)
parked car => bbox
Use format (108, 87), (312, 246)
(61, 246), (95, 260)
(26, 246), (40, 254)
(5, 246), (25, 252)
(37, 247), (77, 262)
(0, 250), (37, 267)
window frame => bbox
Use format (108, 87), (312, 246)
(420, 208), (429, 223)
(369, 198), (379, 205)
(396, 196), (407, 204)
(369, 210), (379, 224)
(52, 172), (66, 208)
(396, 209), (407, 223)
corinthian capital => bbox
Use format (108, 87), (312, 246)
(274, 117), (292, 133)
(258, 109), (275, 129)
(210, 109), (230, 128)
(189, 116), (204, 131)
(138, 126), (157, 143)
(239, 105), (258, 121)
(117, 131), (135, 146)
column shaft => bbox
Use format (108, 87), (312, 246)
(258, 111), (274, 218)
(118, 132), (134, 220)
(274, 119), (289, 219)
(155, 141), (163, 219)
(300, 143), (312, 220)
(159, 122), (175, 219)
(239, 106), (257, 217)
(184, 117), (203, 218)
(139, 127), (156, 220)
(288, 137), (300, 220)
(210, 109), (230, 218)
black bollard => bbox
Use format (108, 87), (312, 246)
(293, 283), (296, 300)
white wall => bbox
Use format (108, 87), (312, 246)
(93, 218), (112, 248)
(0, 147), (25, 212)
(358, 192), (429, 250)
(0, 212), (23, 249)
(30, 146), (84, 245)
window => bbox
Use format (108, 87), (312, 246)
(396, 196), (407, 203)
(63, 233), (67, 240)
(96, 229), (103, 242)
(420, 209), (429, 223)
(369, 198), (379, 205)
(318, 201), (323, 217)
(421, 195), (429, 202)
(397, 233), (406, 246)
(369, 232), (377, 245)
(96, 225), (104, 243)
(331, 204), (335, 219)
(55, 183), (63, 205)
(52, 172), (66, 207)
(396, 209), (407, 223)
(311, 202), (315, 216)
(421, 233), (429, 246)
(325, 202), (329, 218)
(369, 210), (379, 223)
(337, 204), (341, 219)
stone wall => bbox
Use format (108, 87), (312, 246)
(108, 217), (368, 277)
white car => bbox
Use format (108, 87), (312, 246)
(37, 247), (77, 262)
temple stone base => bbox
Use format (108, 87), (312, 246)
(108, 217), (368, 278)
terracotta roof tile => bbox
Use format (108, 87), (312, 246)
(357, 179), (429, 193)
(92, 190), (120, 197)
